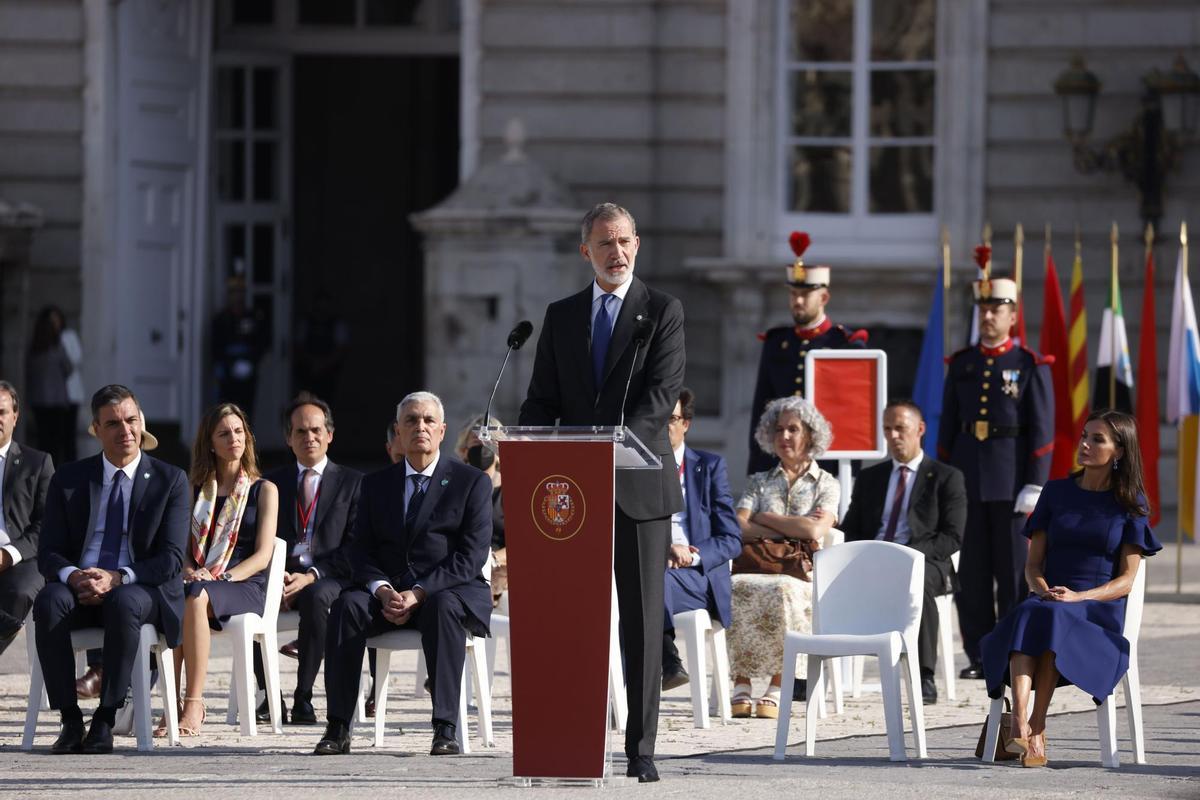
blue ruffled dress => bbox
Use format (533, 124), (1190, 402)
(980, 477), (1162, 703)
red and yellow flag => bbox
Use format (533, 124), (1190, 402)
(1067, 246), (1090, 439)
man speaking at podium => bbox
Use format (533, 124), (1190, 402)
(520, 202), (685, 783)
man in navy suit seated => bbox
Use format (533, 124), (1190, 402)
(315, 391), (492, 757)
(661, 388), (742, 690)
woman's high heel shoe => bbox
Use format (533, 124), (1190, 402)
(1021, 735), (1048, 767)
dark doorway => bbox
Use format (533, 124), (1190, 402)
(292, 55), (458, 460)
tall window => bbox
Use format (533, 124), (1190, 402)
(781, 0), (936, 232)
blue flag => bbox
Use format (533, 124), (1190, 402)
(913, 273), (945, 458)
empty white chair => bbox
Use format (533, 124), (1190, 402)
(982, 559), (1148, 768)
(671, 608), (731, 728)
(774, 540), (926, 762)
(221, 537), (288, 735)
(362, 628), (493, 753)
(23, 624), (178, 751)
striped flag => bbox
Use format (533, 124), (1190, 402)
(1040, 249), (1075, 480)
(1067, 251), (1091, 439)
(1135, 244), (1161, 526)
(1166, 241), (1200, 541)
(1093, 270), (1133, 412)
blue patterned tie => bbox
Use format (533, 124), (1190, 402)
(592, 293), (614, 388)
(405, 474), (429, 534)
(98, 471), (125, 570)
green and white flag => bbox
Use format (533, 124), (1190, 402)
(1094, 273), (1133, 412)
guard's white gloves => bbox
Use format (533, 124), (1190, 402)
(1013, 484), (1042, 515)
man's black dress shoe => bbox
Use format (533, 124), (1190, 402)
(314, 722), (351, 755)
(626, 756), (660, 783)
(290, 695), (318, 725)
(75, 666), (103, 700)
(257, 694), (287, 724)
(430, 722), (460, 755)
(80, 718), (114, 754)
(792, 678), (808, 702)
(921, 675), (938, 705)
(661, 664), (689, 691)
(959, 661), (984, 680)
(50, 720), (86, 754)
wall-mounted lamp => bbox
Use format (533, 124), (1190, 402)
(1053, 54), (1199, 231)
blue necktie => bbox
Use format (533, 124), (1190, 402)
(405, 474), (429, 533)
(592, 294), (614, 388)
(98, 471), (126, 570)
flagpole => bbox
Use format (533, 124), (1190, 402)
(1110, 222), (1118, 409)
(1015, 222), (1025, 303)
(1180, 222), (1189, 595)
(941, 225), (951, 374)
(983, 221), (993, 280)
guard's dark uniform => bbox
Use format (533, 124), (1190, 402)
(938, 338), (1054, 665)
(748, 318), (867, 474)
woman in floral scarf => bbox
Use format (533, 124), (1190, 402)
(161, 402), (277, 737)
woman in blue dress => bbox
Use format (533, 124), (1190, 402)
(981, 410), (1161, 767)
(160, 402), (278, 737)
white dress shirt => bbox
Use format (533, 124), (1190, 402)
(0, 441), (20, 565)
(293, 455), (328, 576)
(59, 453), (142, 585)
(368, 450), (441, 597)
(668, 443), (702, 567)
(876, 451), (923, 546)
(591, 278), (632, 339)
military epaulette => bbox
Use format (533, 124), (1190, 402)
(759, 325), (792, 343)
(846, 327), (869, 344)
(944, 345), (972, 365)
(1019, 345), (1054, 366)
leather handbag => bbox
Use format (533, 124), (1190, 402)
(974, 696), (1019, 761)
(730, 538), (817, 582)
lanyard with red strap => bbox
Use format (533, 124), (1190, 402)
(296, 484), (321, 543)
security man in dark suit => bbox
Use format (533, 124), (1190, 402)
(938, 275), (1053, 680)
(840, 400), (967, 704)
(315, 391), (492, 757)
(520, 202), (685, 783)
(0, 381), (54, 657)
(748, 232), (867, 474)
(661, 387), (742, 690)
(33, 384), (190, 753)
(255, 392), (363, 725)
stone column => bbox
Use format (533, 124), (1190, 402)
(410, 121), (583, 434)
(0, 198), (45, 381)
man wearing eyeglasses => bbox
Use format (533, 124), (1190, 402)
(661, 388), (742, 691)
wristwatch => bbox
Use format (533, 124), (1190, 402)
(220, 572), (233, 582)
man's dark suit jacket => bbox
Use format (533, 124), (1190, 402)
(839, 456), (967, 586)
(2, 441), (54, 562)
(37, 453), (190, 646)
(519, 277), (686, 520)
(680, 446), (742, 629)
(350, 456), (492, 635)
(265, 461), (363, 579)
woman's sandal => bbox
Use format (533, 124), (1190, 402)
(152, 700), (182, 739)
(755, 684), (782, 719)
(731, 683), (754, 719)
(178, 696), (206, 737)
(1021, 734), (1048, 768)
(1004, 735), (1029, 756)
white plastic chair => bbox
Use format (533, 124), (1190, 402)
(361, 628), (493, 753)
(773, 540), (927, 762)
(671, 608), (731, 728)
(982, 559), (1148, 768)
(485, 612), (509, 693)
(220, 537), (287, 735)
(23, 623), (178, 751)
(933, 550), (961, 702)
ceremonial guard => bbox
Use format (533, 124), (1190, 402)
(938, 260), (1053, 679)
(748, 232), (867, 474)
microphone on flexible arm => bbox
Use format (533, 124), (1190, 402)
(615, 315), (656, 441)
(479, 320), (534, 442)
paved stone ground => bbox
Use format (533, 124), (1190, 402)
(1, 545), (1197, 797)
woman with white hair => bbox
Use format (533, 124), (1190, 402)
(729, 396), (839, 718)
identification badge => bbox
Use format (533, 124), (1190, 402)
(975, 420), (990, 441)
(1002, 369), (1021, 398)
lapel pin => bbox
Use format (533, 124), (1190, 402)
(441, 478), (449, 486)
(144, 473), (151, 480)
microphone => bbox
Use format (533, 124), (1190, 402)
(480, 320), (534, 442)
(616, 315), (655, 438)
(507, 320), (533, 350)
